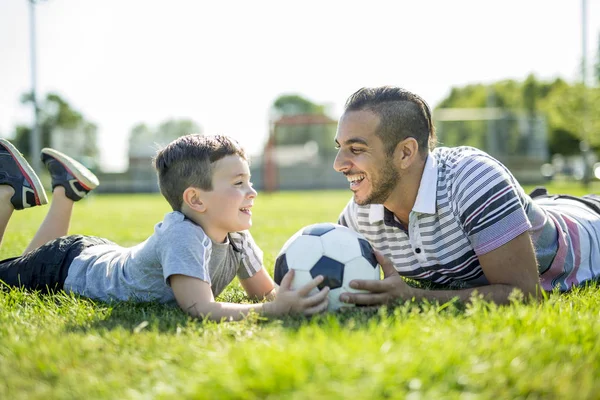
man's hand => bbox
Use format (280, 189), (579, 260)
(340, 251), (413, 306)
(264, 270), (330, 317)
(341, 232), (542, 306)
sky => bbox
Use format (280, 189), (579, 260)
(1, 0), (599, 172)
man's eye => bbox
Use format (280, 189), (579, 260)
(350, 147), (363, 154)
(234, 181), (243, 186)
(334, 144), (341, 150)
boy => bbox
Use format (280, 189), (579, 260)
(0, 135), (329, 321)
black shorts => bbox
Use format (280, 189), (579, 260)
(0, 235), (114, 293)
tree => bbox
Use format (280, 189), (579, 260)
(156, 119), (201, 146)
(270, 94), (335, 151)
(543, 84), (600, 148)
(272, 94), (325, 116)
(14, 92), (98, 163)
(435, 77), (591, 156)
(522, 74), (538, 115)
(128, 118), (201, 158)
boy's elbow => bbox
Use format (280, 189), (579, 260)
(179, 300), (215, 320)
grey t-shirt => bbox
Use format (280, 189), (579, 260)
(63, 211), (264, 303)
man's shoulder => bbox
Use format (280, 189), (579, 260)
(432, 146), (492, 167)
(432, 146), (509, 178)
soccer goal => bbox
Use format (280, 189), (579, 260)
(433, 108), (549, 184)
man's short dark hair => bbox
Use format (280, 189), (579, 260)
(344, 86), (437, 156)
(153, 134), (247, 211)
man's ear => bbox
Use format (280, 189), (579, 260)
(393, 137), (420, 170)
(182, 187), (206, 212)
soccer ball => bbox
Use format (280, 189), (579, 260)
(273, 222), (381, 311)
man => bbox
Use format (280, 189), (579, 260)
(334, 86), (600, 305)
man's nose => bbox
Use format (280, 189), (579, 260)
(333, 150), (349, 172)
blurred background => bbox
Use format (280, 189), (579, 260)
(1, 0), (599, 193)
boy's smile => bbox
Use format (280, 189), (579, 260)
(240, 206), (252, 216)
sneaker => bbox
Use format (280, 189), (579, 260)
(0, 138), (48, 209)
(41, 148), (99, 201)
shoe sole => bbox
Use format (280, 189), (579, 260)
(0, 138), (48, 206)
(41, 148), (99, 190)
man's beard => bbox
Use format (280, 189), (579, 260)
(355, 157), (399, 205)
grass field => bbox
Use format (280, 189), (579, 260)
(1, 182), (600, 399)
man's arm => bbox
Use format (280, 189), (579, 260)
(170, 271), (329, 322)
(341, 232), (541, 306)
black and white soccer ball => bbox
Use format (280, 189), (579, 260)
(273, 222), (381, 311)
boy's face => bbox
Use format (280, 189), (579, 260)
(201, 155), (257, 240)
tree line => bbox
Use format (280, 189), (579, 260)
(436, 75), (599, 157)
(8, 53), (600, 170)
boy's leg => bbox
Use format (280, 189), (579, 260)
(0, 186), (15, 246)
(0, 235), (89, 293)
(0, 139), (48, 246)
(23, 149), (99, 254)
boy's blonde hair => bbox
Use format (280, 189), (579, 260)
(153, 134), (247, 211)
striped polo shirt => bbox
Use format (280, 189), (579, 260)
(338, 146), (600, 291)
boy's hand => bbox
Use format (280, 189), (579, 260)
(264, 269), (329, 317)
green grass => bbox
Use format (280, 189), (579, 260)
(1, 182), (600, 399)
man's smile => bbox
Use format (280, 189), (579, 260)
(346, 173), (366, 191)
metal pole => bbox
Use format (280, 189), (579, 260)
(580, 0), (591, 187)
(28, 0), (41, 173)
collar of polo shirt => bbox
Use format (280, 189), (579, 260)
(369, 153), (438, 224)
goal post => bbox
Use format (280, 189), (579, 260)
(433, 108), (549, 184)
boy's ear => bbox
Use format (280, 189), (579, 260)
(182, 187), (206, 212)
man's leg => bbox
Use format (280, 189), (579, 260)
(23, 148), (99, 254)
(0, 139), (48, 247)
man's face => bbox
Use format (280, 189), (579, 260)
(201, 155), (257, 240)
(333, 110), (399, 205)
